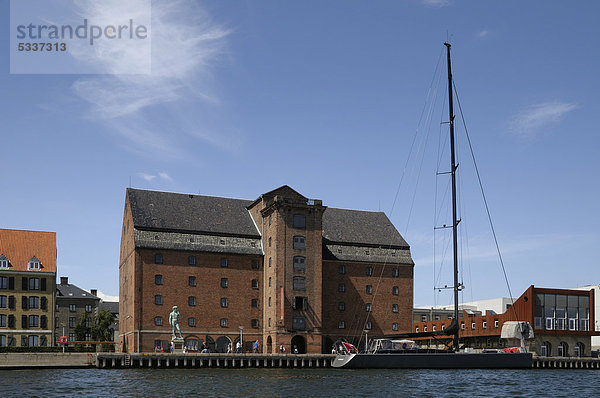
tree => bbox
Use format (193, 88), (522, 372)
(74, 312), (90, 342)
(92, 309), (115, 342)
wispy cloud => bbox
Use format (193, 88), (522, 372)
(509, 101), (577, 139)
(71, 0), (236, 159)
(421, 0), (451, 7)
(478, 30), (489, 38)
(138, 171), (173, 183)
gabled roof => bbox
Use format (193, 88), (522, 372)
(247, 185), (308, 209)
(322, 207), (408, 248)
(127, 188), (260, 238)
(56, 283), (100, 300)
(0, 229), (56, 272)
(99, 301), (119, 314)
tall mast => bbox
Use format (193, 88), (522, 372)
(444, 42), (460, 351)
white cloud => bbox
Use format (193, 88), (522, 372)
(510, 101), (577, 139)
(71, 0), (234, 159)
(96, 291), (119, 302)
(138, 172), (156, 182)
(421, 0), (451, 7)
(158, 172), (172, 181)
(478, 30), (489, 38)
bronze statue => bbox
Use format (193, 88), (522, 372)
(169, 305), (183, 339)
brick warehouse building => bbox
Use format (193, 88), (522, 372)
(0, 229), (56, 347)
(119, 186), (414, 353)
(413, 286), (597, 356)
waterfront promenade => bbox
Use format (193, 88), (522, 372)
(2, 352), (600, 370)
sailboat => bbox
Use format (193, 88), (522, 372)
(332, 43), (533, 369)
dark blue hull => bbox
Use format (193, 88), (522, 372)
(333, 352), (533, 369)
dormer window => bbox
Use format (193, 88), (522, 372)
(0, 255), (9, 269)
(28, 257), (41, 271)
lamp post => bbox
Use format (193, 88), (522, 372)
(239, 326), (244, 353)
(62, 325), (65, 353)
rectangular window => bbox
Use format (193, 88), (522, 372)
(155, 274), (163, 285)
(188, 296), (196, 306)
(366, 285), (372, 294)
(268, 237), (272, 247)
(365, 321), (372, 330)
(251, 319), (259, 328)
(421, 315), (427, 322)
(338, 265), (346, 274)
(69, 317), (75, 328)
(29, 315), (39, 327)
(29, 278), (40, 290)
(69, 304), (76, 312)
(69, 333), (74, 342)
(366, 267), (373, 276)
(0, 314), (6, 327)
(85, 317), (92, 327)
(189, 276), (196, 287)
(221, 278), (228, 288)
(221, 258), (228, 268)
(251, 279), (259, 289)
(155, 316), (163, 326)
(461, 322), (465, 330)
(293, 316), (306, 331)
(293, 256), (306, 273)
(338, 283), (346, 293)
(155, 295), (163, 305)
(392, 286), (399, 296)
(220, 318), (228, 327)
(28, 335), (39, 346)
(188, 317), (196, 327)
(392, 323), (398, 331)
(251, 260), (259, 270)
(471, 322), (476, 330)
(29, 296), (39, 309)
(338, 321), (345, 329)
(188, 256), (196, 266)
(392, 304), (398, 313)
(251, 299), (258, 308)
(392, 268), (399, 277)
(0, 277), (6, 289)
(494, 319), (499, 328)
(155, 254), (163, 264)
(293, 236), (306, 249)
(338, 302), (345, 311)
(85, 304), (92, 312)
(294, 296), (308, 311)
(293, 214), (306, 229)
(482, 320), (487, 329)
(293, 276), (306, 291)
(221, 298), (228, 308)
(366, 303), (372, 312)
(0, 295), (8, 308)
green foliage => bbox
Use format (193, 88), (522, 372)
(92, 309), (116, 342)
(74, 312), (90, 341)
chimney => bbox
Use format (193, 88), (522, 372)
(60, 276), (68, 285)
(91, 289), (97, 297)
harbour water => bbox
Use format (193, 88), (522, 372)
(1, 368), (599, 397)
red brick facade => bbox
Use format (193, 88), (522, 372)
(119, 186), (414, 353)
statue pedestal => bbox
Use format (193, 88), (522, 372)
(171, 337), (185, 354)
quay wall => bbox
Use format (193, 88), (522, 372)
(0, 353), (96, 369)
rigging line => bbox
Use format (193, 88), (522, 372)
(356, 48), (446, 340)
(453, 81), (520, 322)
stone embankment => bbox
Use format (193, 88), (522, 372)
(0, 353), (96, 369)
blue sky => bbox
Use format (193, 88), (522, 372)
(1, 0), (598, 307)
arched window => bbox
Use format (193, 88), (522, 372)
(574, 342), (584, 357)
(558, 341), (568, 357)
(540, 341), (551, 357)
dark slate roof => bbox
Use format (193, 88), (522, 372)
(322, 207), (408, 248)
(99, 301), (119, 314)
(56, 283), (100, 299)
(127, 188), (260, 238)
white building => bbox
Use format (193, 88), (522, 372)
(572, 284), (599, 351)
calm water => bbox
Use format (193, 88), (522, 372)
(1, 368), (599, 397)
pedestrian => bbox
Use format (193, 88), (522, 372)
(236, 341), (242, 353)
(253, 340), (259, 353)
(293, 345), (298, 354)
(279, 344), (285, 353)
(227, 342), (232, 353)
(170, 342), (174, 353)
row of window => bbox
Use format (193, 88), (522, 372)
(336, 283), (400, 295)
(0, 335), (48, 347)
(337, 321), (382, 330)
(155, 276), (260, 290)
(153, 254), (260, 269)
(0, 255), (43, 271)
(0, 277), (47, 291)
(56, 304), (92, 312)
(155, 295), (260, 309)
(154, 316), (259, 329)
(0, 314), (48, 329)
(338, 265), (400, 277)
